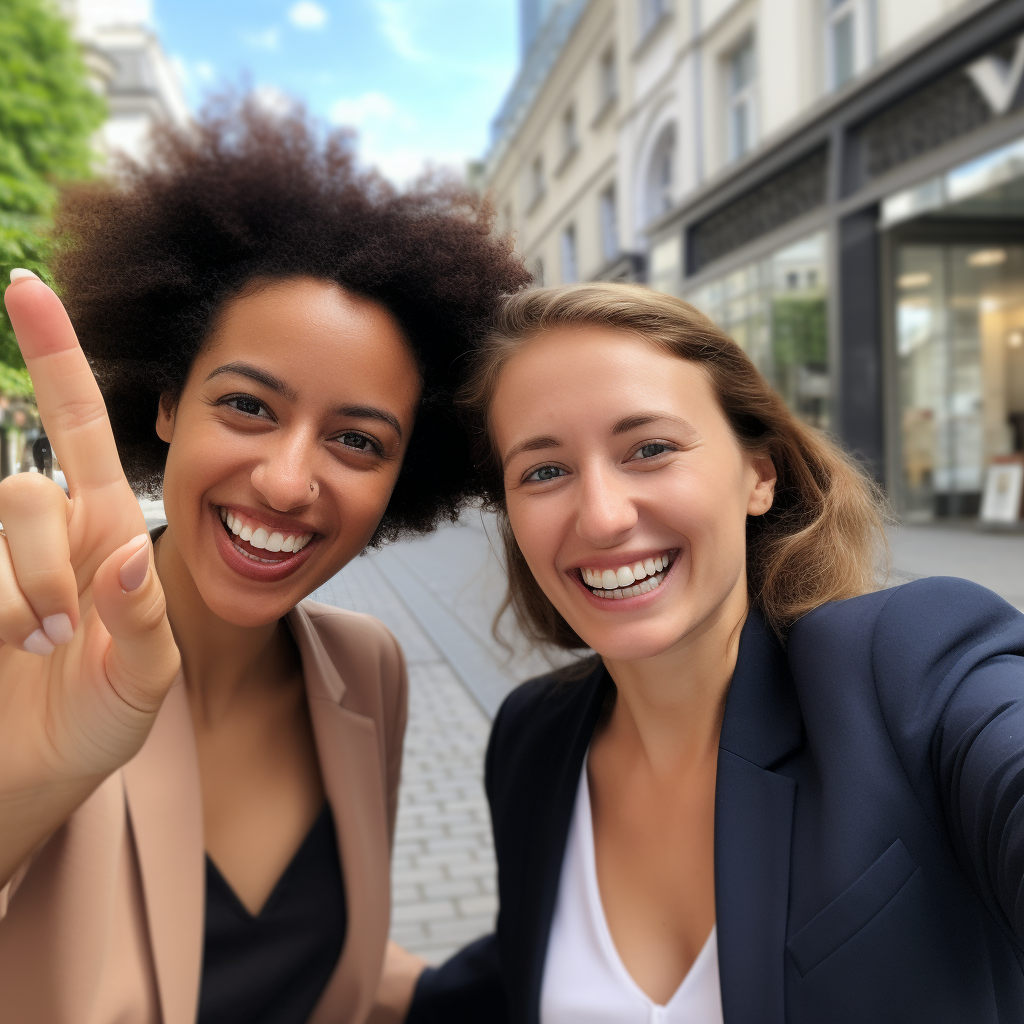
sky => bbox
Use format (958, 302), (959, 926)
(155, 0), (520, 185)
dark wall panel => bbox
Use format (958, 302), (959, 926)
(838, 207), (885, 481)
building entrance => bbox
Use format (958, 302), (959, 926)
(895, 241), (1024, 520)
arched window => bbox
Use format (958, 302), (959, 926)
(645, 123), (676, 224)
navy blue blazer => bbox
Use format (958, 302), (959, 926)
(408, 577), (1024, 1024)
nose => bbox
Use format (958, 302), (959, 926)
(574, 462), (638, 547)
(250, 428), (319, 512)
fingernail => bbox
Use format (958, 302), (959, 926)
(42, 613), (74, 646)
(118, 535), (150, 593)
(9, 268), (39, 283)
(24, 629), (55, 656)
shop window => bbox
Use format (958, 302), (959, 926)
(895, 243), (1024, 521)
(825, 0), (872, 91)
(561, 224), (578, 284)
(599, 184), (619, 264)
(645, 122), (676, 224)
(687, 233), (830, 430)
(727, 35), (757, 162)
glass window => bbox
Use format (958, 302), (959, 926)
(727, 36), (757, 162)
(895, 243), (1024, 520)
(825, 0), (872, 91)
(530, 155), (545, 206)
(640, 0), (668, 38)
(562, 105), (577, 158)
(599, 47), (617, 107)
(533, 256), (545, 287)
(645, 123), (676, 223)
(687, 233), (830, 430)
(599, 185), (618, 264)
(561, 224), (578, 283)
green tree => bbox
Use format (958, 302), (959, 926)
(0, 0), (105, 396)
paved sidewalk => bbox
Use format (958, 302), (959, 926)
(312, 552), (501, 963)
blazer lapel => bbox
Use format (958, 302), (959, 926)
(288, 606), (391, 1024)
(122, 674), (205, 1024)
(715, 612), (803, 1024)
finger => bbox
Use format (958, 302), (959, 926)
(4, 274), (127, 494)
(0, 473), (78, 646)
(91, 535), (180, 714)
(0, 534), (52, 653)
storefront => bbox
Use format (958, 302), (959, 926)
(646, 0), (1024, 522)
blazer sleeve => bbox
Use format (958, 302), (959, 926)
(383, 633), (409, 848)
(872, 577), (1024, 941)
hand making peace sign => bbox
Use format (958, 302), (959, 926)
(0, 272), (180, 884)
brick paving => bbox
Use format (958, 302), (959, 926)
(312, 550), (500, 963)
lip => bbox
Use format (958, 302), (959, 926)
(569, 547), (682, 611)
(212, 504), (320, 583)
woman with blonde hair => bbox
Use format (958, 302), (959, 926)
(396, 282), (1024, 1023)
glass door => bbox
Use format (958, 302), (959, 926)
(895, 243), (1024, 520)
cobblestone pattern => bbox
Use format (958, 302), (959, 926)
(312, 554), (498, 964)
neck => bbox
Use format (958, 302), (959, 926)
(600, 586), (749, 776)
(154, 527), (300, 723)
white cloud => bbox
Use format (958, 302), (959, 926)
(243, 27), (280, 50)
(288, 1), (328, 29)
(329, 91), (397, 127)
(252, 85), (296, 118)
(373, 0), (429, 62)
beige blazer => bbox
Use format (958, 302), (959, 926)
(0, 600), (407, 1024)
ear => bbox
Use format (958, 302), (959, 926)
(747, 454), (776, 516)
(155, 393), (177, 444)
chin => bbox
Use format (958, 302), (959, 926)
(576, 625), (686, 664)
(199, 579), (307, 629)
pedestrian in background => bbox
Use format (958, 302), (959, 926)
(0, 99), (528, 1024)
(392, 283), (1024, 1024)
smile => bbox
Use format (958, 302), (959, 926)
(579, 551), (675, 600)
(218, 507), (315, 564)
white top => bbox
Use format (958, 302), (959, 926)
(540, 759), (725, 1024)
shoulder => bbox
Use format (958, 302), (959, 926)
(790, 577), (1024, 729)
(296, 599), (406, 714)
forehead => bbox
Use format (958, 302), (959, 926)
(492, 326), (717, 423)
(194, 277), (421, 396)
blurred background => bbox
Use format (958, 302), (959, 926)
(2, 0), (1024, 960)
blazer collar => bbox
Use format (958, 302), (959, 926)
(714, 609), (802, 1024)
(288, 603), (391, 1024)
(123, 674), (205, 1024)
(123, 603), (389, 1024)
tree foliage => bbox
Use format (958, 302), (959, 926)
(0, 0), (105, 395)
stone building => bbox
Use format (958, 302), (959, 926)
(58, 0), (189, 166)
(486, 0), (1024, 523)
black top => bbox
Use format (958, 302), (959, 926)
(198, 802), (346, 1024)
(410, 578), (1024, 1024)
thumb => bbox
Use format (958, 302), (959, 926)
(91, 534), (181, 713)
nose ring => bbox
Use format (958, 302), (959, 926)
(310, 482), (315, 492)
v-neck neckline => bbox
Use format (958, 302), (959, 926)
(205, 802), (331, 921)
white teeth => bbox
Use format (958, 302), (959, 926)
(231, 516), (243, 536)
(582, 552), (674, 597)
(266, 532), (284, 552)
(250, 527), (270, 550)
(644, 557), (656, 576)
(632, 562), (647, 580)
(654, 555), (663, 572)
(616, 566), (635, 587)
(601, 569), (618, 590)
(281, 535), (295, 553)
(220, 507), (228, 522)
(239, 524), (253, 542)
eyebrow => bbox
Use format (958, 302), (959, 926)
(207, 362), (403, 439)
(502, 412), (700, 470)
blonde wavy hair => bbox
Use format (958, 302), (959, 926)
(460, 282), (890, 646)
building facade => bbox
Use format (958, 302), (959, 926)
(487, 0), (1024, 523)
(58, 0), (189, 166)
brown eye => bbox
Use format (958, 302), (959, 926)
(224, 394), (269, 418)
(340, 432), (369, 450)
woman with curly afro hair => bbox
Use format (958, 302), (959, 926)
(0, 97), (529, 1024)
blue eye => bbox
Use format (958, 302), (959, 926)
(526, 465), (567, 482)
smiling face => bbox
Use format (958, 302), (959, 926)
(156, 276), (421, 627)
(491, 326), (775, 664)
